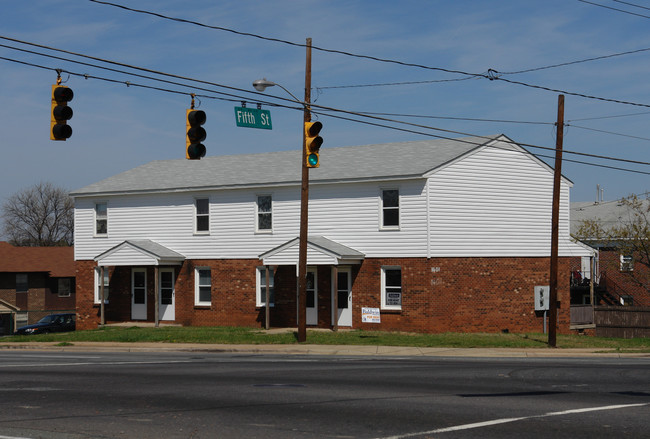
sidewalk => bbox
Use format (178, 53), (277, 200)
(1, 341), (648, 358)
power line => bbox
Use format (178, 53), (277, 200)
(613, 0), (650, 12)
(491, 73), (650, 108)
(567, 110), (650, 122)
(500, 46), (650, 75)
(577, 0), (650, 19)
(85, 2), (650, 109)
(349, 111), (552, 126)
(0, 36), (270, 105)
(2, 41), (649, 173)
(7, 34), (649, 134)
(567, 124), (650, 142)
(322, 45), (650, 89)
(317, 110), (650, 176)
(87, 0), (479, 78)
(316, 76), (481, 90)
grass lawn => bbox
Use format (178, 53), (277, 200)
(4, 326), (650, 352)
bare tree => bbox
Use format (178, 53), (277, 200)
(1, 182), (73, 246)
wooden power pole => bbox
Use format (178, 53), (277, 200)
(297, 38), (312, 343)
(549, 94), (564, 348)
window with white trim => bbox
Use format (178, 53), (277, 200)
(381, 189), (399, 228)
(195, 198), (210, 233)
(256, 266), (275, 307)
(620, 253), (634, 272)
(94, 267), (110, 304)
(256, 195), (272, 232)
(95, 202), (107, 236)
(195, 267), (212, 306)
(381, 266), (402, 310)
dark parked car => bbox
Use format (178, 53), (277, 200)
(14, 313), (76, 335)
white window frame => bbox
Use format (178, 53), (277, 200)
(195, 267), (212, 306)
(194, 197), (210, 234)
(256, 194), (273, 233)
(94, 267), (110, 304)
(94, 202), (108, 237)
(381, 266), (402, 311)
(380, 188), (400, 230)
(58, 278), (72, 297)
(620, 253), (634, 272)
(256, 266), (275, 307)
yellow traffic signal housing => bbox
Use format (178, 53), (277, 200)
(304, 121), (323, 168)
(186, 109), (206, 160)
(50, 84), (73, 141)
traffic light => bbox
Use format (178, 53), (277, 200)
(50, 84), (73, 141)
(186, 109), (206, 160)
(304, 121), (322, 168)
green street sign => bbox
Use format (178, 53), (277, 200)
(234, 106), (272, 130)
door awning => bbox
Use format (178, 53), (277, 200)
(259, 236), (365, 266)
(95, 240), (185, 266)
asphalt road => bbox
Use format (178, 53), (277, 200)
(0, 351), (648, 438)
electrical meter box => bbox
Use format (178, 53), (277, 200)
(534, 286), (550, 311)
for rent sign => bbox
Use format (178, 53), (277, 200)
(362, 307), (381, 323)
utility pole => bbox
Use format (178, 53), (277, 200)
(297, 38), (312, 343)
(549, 94), (564, 348)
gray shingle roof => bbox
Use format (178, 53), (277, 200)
(570, 199), (650, 236)
(71, 135), (500, 197)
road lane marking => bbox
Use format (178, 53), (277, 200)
(376, 403), (650, 438)
(0, 359), (196, 368)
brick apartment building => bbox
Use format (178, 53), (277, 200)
(71, 135), (591, 333)
(0, 242), (75, 334)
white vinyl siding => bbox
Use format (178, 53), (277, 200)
(73, 139), (590, 262)
(425, 141), (582, 257)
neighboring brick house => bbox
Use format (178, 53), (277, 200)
(0, 242), (75, 334)
(71, 135), (591, 334)
(570, 199), (650, 306)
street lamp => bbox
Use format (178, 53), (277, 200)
(252, 78), (302, 103)
(252, 39), (313, 343)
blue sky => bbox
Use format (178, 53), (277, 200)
(1, 0), (648, 222)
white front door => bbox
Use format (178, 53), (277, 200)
(332, 268), (352, 327)
(131, 268), (147, 320)
(159, 268), (175, 321)
(306, 269), (317, 325)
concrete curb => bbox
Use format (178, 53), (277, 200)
(1, 342), (648, 358)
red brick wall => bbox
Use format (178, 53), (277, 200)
(598, 250), (650, 305)
(353, 257), (571, 334)
(76, 256), (573, 334)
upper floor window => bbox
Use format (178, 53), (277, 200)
(16, 273), (28, 292)
(95, 202), (107, 236)
(381, 266), (402, 311)
(195, 267), (212, 306)
(195, 198), (210, 233)
(381, 189), (399, 228)
(620, 254), (634, 272)
(257, 195), (272, 232)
